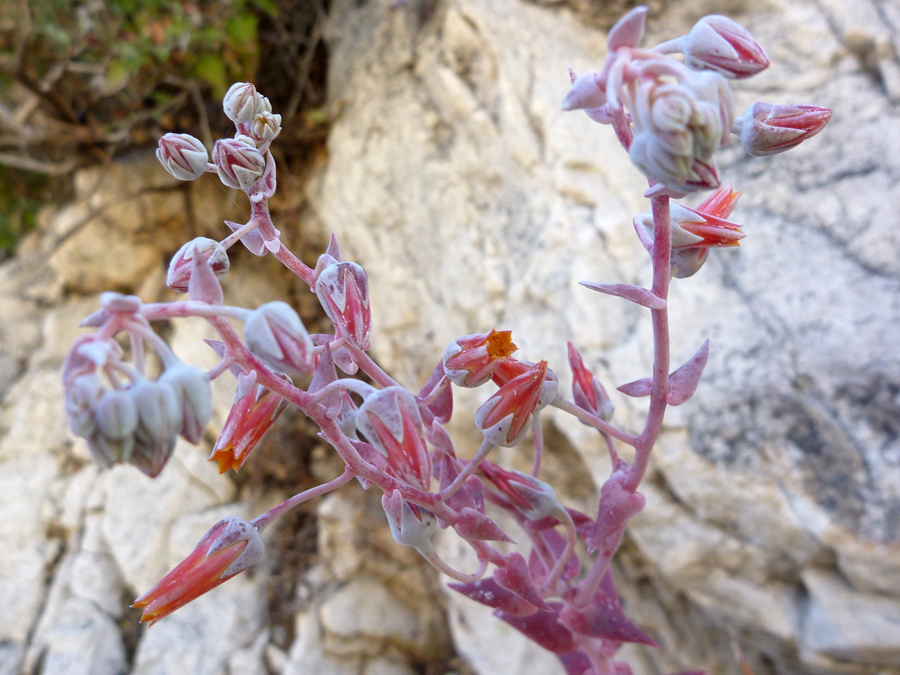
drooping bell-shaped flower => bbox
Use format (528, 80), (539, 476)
(382, 490), (437, 555)
(160, 363), (213, 445)
(356, 386), (432, 490)
(476, 360), (557, 447)
(210, 371), (287, 473)
(443, 330), (518, 388)
(129, 379), (183, 477)
(133, 516), (264, 624)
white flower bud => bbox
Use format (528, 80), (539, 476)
(156, 133), (208, 181)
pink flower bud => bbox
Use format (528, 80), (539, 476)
(132, 380), (183, 443)
(736, 102), (832, 156)
(95, 389), (139, 443)
(166, 238), (230, 294)
(480, 463), (564, 521)
(357, 386), (432, 490)
(156, 133), (208, 181)
(212, 137), (266, 190)
(160, 364), (213, 445)
(382, 491), (437, 554)
(315, 260), (372, 350)
(128, 379), (183, 477)
(223, 82), (261, 124)
(65, 374), (103, 438)
(210, 372), (287, 473)
(567, 342), (615, 422)
(443, 330), (518, 388)
(133, 516), (264, 624)
(244, 301), (314, 376)
(476, 360), (554, 447)
(683, 15), (769, 79)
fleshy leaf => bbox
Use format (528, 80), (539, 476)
(666, 340), (709, 406)
(448, 578), (539, 616)
(607, 6), (648, 50)
(455, 507), (515, 543)
(617, 377), (653, 398)
(495, 604), (578, 654)
(494, 552), (551, 612)
(187, 248), (224, 305)
(559, 575), (658, 645)
(580, 281), (666, 310)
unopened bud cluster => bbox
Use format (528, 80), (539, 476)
(563, 8), (830, 196)
(157, 81), (282, 196)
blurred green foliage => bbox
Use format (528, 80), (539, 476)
(0, 0), (282, 257)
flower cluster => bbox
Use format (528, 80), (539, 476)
(63, 294), (213, 477)
(61, 7), (831, 675)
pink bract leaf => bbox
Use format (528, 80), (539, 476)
(309, 346), (342, 419)
(79, 308), (111, 328)
(666, 339), (709, 406)
(617, 377), (653, 398)
(494, 552), (551, 612)
(448, 578), (538, 616)
(254, 151), (277, 201)
(559, 581), (658, 646)
(558, 652), (593, 675)
(607, 6), (648, 50)
(495, 604), (578, 654)
(417, 362), (453, 425)
(579, 281), (667, 310)
(455, 507), (515, 543)
(187, 247), (224, 305)
(529, 528), (580, 583)
(325, 232), (343, 261)
(225, 220), (267, 256)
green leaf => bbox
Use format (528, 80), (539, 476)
(194, 53), (228, 98)
(226, 12), (258, 50)
(249, 0), (280, 18)
(105, 59), (133, 91)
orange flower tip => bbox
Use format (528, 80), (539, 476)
(486, 330), (518, 359)
(209, 448), (236, 474)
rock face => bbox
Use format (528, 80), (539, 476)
(1, 1), (898, 675)
(311, 0), (900, 674)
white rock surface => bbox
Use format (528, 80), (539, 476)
(1, 0), (898, 674)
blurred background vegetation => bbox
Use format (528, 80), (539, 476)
(0, 0), (331, 261)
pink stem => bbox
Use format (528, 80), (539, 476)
(624, 195), (671, 493)
(251, 467), (356, 532)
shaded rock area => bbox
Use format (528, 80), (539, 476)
(1, 0), (898, 674)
